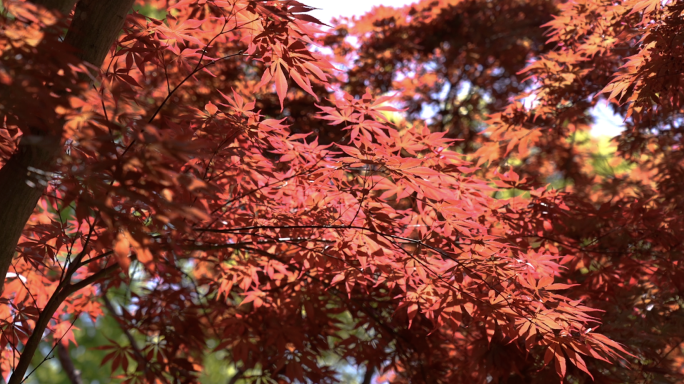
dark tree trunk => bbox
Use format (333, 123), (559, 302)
(1, 0), (135, 381)
(0, 0), (134, 294)
(0, 134), (61, 295)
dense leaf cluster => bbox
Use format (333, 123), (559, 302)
(0, 0), (682, 383)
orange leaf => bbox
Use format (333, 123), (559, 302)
(113, 233), (130, 271)
(274, 64), (288, 111)
(205, 102), (218, 115)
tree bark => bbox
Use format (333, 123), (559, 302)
(63, 0), (137, 70)
(0, 134), (61, 294)
(0, 0), (135, 296)
(1, 0), (135, 380)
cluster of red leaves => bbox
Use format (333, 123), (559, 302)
(318, 0), (684, 382)
(4, 0), (682, 383)
(317, 0), (684, 382)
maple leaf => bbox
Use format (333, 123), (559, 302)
(2, 0), (677, 383)
(157, 16), (204, 48)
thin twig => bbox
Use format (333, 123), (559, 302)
(102, 294), (148, 373)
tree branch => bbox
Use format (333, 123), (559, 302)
(64, 262), (121, 296)
(227, 369), (245, 384)
(56, 342), (84, 384)
(101, 294), (149, 374)
(8, 261), (121, 384)
(362, 366), (374, 384)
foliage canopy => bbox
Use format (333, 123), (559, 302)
(1, 0), (683, 383)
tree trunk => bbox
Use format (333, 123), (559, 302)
(0, 134), (61, 294)
(0, 0), (135, 307)
(63, 0), (137, 69)
(2, 0), (135, 379)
